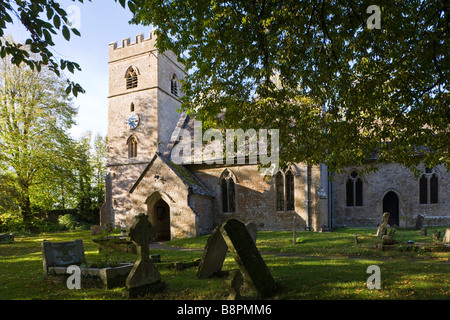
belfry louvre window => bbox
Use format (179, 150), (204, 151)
(346, 171), (363, 207)
(420, 168), (439, 204)
(126, 67), (138, 89)
(276, 170), (295, 211)
(220, 169), (236, 213)
(171, 74), (178, 96)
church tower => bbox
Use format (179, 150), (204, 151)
(102, 31), (185, 227)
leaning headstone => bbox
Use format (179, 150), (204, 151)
(376, 212), (390, 238)
(415, 214), (425, 230)
(123, 213), (162, 298)
(443, 229), (450, 244)
(421, 228), (427, 236)
(220, 219), (275, 298)
(432, 230), (441, 241)
(197, 223), (229, 279)
(245, 222), (258, 244)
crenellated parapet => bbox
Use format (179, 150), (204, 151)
(109, 31), (158, 62)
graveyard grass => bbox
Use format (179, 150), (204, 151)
(0, 227), (449, 300)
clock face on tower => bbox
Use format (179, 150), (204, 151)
(126, 113), (140, 130)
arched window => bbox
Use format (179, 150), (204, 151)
(286, 171), (295, 210)
(130, 102), (135, 112)
(346, 170), (363, 207)
(419, 175), (428, 204)
(126, 67), (138, 89)
(127, 136), (138, 158)
(220, 170), (236, 213)
(171, 74), (178, 96)
(430, 174), (438, 204)
(276, 171), (284, 211)
(275, 169), (295, 211)
(420, 168), (439, 204)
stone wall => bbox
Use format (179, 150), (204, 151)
(129, 156), (200, 239)
(190, 163), (327, 232)
(332, 163), (450, 227)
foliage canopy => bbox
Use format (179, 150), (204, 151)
(131, 0), (449, 172)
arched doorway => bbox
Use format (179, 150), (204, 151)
(383, 191), (399, 226)
(152, 199), (170, 241)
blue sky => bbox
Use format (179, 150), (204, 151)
(5, 0), (153, 139)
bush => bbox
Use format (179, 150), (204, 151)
(0, 212), (25, 232)
(58, 214), (80, 230)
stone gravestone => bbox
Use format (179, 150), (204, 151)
(415, 214), (425, 230)
(376, 212), (390, 238)
(220, 219), (275, 298)
(197, 224), (228, 279)
(42, 239), (85, 278)
(198, 219), (275, 298)
(123, 213), (162, 298)
(432, 230), (441, 241)
(443, 229), (450, 244)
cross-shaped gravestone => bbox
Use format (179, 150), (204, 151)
(124, 213), (161, 298)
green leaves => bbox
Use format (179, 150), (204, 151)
(130, 0), (449, 172)
(0, 0), (93, 97)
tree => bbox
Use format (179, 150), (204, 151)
(0, 43), (78, 225)
(130, 0), (449, 173)
(0, 0), (136, 96)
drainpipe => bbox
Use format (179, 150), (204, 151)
(328, 170), (333, 230)
(305, 165), (311, 231)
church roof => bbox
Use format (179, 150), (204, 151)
(129, 152), (215, 197)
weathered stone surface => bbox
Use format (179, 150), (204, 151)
(415, 214), (425, 230)
(443, 229), (450, 244)
(42, 239), (85, 275)
(197, 223), (228, 279)
(432, 230), (441, 241)
(332, 164), (450, 228)
(376, 212), (390, 238)
(421, 228), (427, 236)
(220, 219), (275, 298)
(90, 225), (102, 235)
(124, 213), (161, 298)
(382, 235), (396, 245)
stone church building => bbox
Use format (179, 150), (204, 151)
(100, 31), (449, 240)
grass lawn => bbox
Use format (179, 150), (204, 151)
(0, 227), (449, 300)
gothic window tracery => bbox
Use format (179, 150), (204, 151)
(420, 168), (439, 204)
(275, 169), (295, 211)
(220, 169), (236, 213)
(346, 170), (363, 207)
